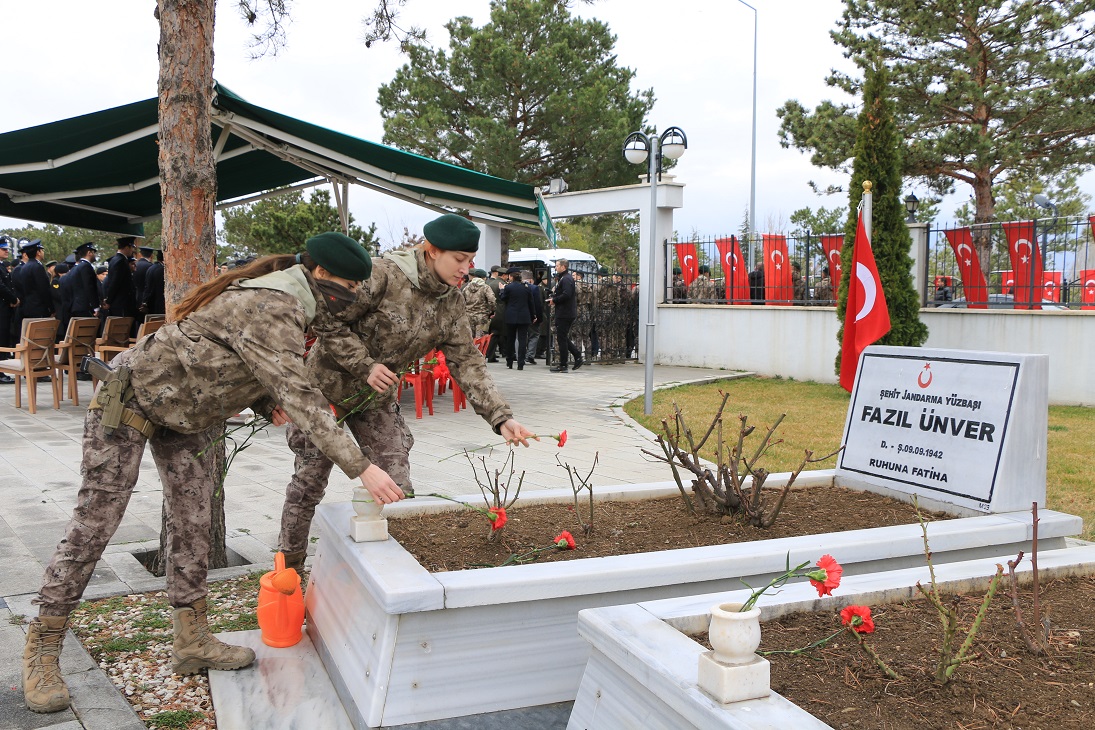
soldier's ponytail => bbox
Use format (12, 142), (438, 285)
(172, 253), (317, 320)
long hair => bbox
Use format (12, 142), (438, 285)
(172, 253), (316, 320)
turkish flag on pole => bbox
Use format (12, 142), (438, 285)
(1001, 221), (1044, 310)
(819, 235), (844, 280)
(1079, 269), (1095, 310)
(1041, 271), (1062, 302)
(942, 228), (989, 308)
(839, 212), (891, 392)
(715, 236), (749, 303)
(675, 242), (699, 286)
(762, 234), (792, 305)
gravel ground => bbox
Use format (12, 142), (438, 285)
(69, 570), (279, 730)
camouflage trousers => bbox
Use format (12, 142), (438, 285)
(278, 402), (414, 555)
(35, 402), (221, 616)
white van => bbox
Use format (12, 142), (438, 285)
(507, 247), (601, 278)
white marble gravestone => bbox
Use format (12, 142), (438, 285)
(837, 345), (1048, 514)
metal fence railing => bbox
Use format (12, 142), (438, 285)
(927, 216), (1094, 309)
(663, 215), (1095, 310)
(665, 233), (839, 305)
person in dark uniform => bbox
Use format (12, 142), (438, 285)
(12, 240), (54, 336)
(500, 267), (535, 369)
(68, 243), (101, 320)
(50, 263), (68, 340)
(140, 248), (166, 316)
(133, 243), (154, 310)
(549, 258), (582, 372)
(0, 236), (18, 378)
(102, 237), (139, 330)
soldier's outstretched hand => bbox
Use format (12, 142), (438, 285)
(359, 464), (405, 505)
(500, 419), (537, 448)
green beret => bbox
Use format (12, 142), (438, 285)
(471, 268), (487, 278)
(306, 232), (372, 281)
(423, 214), (480, 252)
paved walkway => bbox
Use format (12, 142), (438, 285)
(0, 360), (741, 729)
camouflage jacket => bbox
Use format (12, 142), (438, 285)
(461, 277), (496, 334)
(688, 275), (717, 302)
(310, 249), (513, 431)
(123, 265), (370, 479)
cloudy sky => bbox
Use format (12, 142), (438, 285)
(3, 0), (1092, 245)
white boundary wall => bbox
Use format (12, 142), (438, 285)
(655, 304), (1095, 405)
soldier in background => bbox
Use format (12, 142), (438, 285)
(813, 265), (834, 304)
(688, 264), (717, 302)
(461, 268), (495, 337)
(671, 266), (686, 301)
(573, 270), (593, 361)
(792, 261), (808, 305)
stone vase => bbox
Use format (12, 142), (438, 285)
(708, 601), (762, 665)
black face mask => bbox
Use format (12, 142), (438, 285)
(316, 279), (357, 315)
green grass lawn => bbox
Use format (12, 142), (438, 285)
(624, 375), (1095, 541)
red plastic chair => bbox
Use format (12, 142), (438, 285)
(431, 350), (467, 412)
(398, 369), (435, 418)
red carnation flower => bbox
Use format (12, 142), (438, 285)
(809, 554), (843, 597)
(554, 531), (576, 550)
(487, 507), (507, 531)
(840, 605), (875, 634)
(556, 430), (568, 447)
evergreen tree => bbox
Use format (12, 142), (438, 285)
(835, 61), (928, 375)
(219, 188), (378, 259)
(377, 0), (653, 190)
(778, 0), (1095, 273)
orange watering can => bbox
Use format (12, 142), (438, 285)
(257, 551), (305, 648)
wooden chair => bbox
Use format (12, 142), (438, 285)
(54, 317), (100, 406)
(98, 317), (165, 361)
(94, 317), (135, 359)
(0, 318), (62, 414)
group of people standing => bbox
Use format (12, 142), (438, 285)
(0, 233), (166, 380)
(461, 259), (637, 372)
(19, 214), (537, 717)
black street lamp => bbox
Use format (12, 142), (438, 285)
(623, 126), (687, 415)
(903, 193), (919, 223)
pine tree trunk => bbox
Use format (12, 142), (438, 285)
(972, 170), (996, 280)
(152, 0), (228, 573)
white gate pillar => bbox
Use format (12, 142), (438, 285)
(541, 178), (684, 363)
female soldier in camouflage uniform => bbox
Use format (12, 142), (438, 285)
(22, 233), (403, 715)
(277, 215), (535, 570)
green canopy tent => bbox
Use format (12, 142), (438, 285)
(0, 82), (540, 237)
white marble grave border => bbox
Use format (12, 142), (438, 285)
(304, 476), (1081, 727)
(569, 544), (1095, 729)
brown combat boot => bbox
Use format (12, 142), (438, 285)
(281, 550), (308, 592)
(281, 550), (306, 573)
(172, 598), (256, 675)
(22, 615), (71, 713)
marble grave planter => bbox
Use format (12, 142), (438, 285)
(304, 474), (1081, 727)
(568, 544), (1095, 729)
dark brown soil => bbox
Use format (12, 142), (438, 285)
(388, 485), (949, 572)
(744, 575), (1095, 729)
